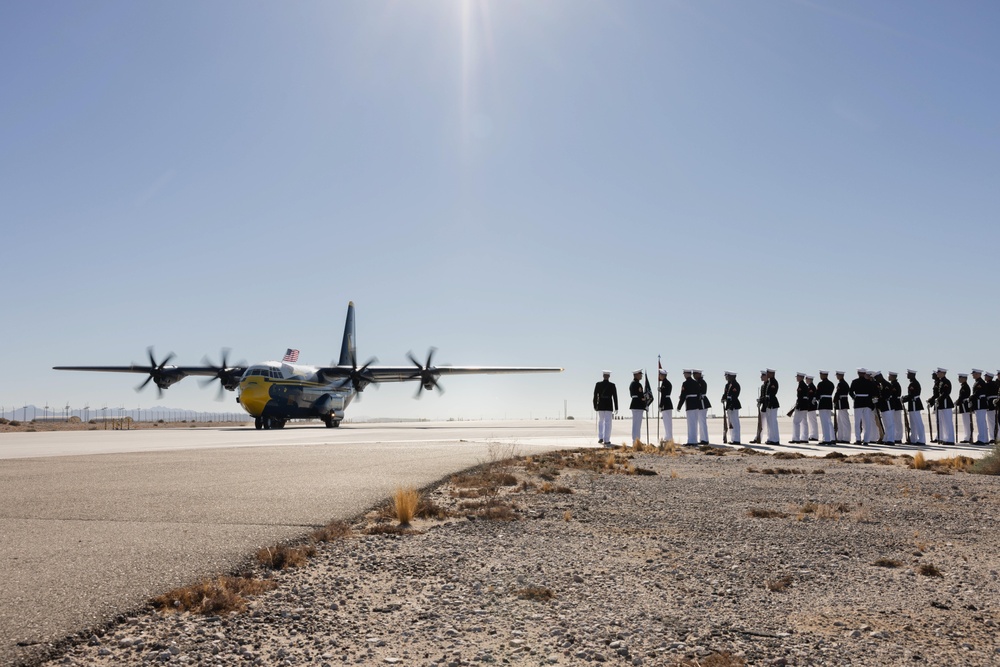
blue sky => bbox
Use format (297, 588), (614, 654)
(2, 0), (998, 421)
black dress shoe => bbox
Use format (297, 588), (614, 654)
(765, 441), (779, 445)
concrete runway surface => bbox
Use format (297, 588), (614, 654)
(0, 417), (989, 665)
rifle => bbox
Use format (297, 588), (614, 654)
(722, 393), (729, 444)
(927, 402), (934, 443)
(874, 408), (885, 443)
(752, 399), (763, 444)
(902, 404), (911, 444)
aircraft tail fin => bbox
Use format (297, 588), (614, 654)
(338, 301), (356, 366)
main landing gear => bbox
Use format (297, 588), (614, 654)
(322, 415), (341, 428)
(254, 416), (286, 430)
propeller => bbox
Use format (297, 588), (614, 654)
(200, 348), (246, 400)
(135, 347), (176, 398)
(335, 350), (379, 397)
(407, 347), (444, 398)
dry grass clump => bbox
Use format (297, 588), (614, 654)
(152, 576), (277, 615)
(738, 447), (765, 456)
(515, 585), (555, 601)
(699, 445), (726, 456)
(393, 486), (420, 526)
(917, 562), (943, 577)
(971, 444), (1000, 475)
(310, 520), (352, 543)
(766, 575), (793, 592)
(760, 467), (807, 475)
(538, 482), (573, 494)
(843, 453), (900, 466)
(415, 496), (452, 520)
(912, 451), (928, 469)
(873, 558), (903, 568)
(256, 543), (316, 570)
(747, 508), (787, 519)
(773, 451), (805, 460)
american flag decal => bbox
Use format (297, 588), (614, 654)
(282, 348), (299, 363)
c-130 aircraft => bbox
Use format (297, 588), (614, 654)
(55, 302), (563, 430)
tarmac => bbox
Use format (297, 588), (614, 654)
(0, 417), (991, 665)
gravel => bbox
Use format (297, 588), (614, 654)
(35, 446), (1000, 666)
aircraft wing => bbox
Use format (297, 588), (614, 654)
(54, 349), (247, 396)
(318, 353), (562, 396)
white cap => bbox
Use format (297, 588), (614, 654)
(888, 371), (898, 376)
(937, 367), (948, 373)
(972, 368), (983, 374)
(724, 370), (736, 376)
(766, 368), (776, 373)
(658, 368), (667, 376)
(985, 371), (995, 378)
(683, 368), (692, 374)
(958, 372), (968, 378)
(632, 369), (642, 375)
(805, 375), (814, 381)
(907, 369), (917, 374)
(796, 371), (805, 377)
(602, 370), (611, 375)
(857, 367), (867, 373)
(819, 370), (829, 375)
(873, 370), (883, 376)
(759, 369), (767, 375)
(693, 369), (703, 373)
(836, 370), (845, 375)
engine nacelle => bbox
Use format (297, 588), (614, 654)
(313, 393), (346, 416)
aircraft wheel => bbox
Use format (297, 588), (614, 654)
(274, 419), (286, 429)
(254, 417), (262, 430)
(263, 417), (271, 430)
(325, 419), (340, 428)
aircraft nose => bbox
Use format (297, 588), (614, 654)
(238, 380), (269, 416)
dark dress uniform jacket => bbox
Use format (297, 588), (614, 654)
(658, 379), (673, 411)
(888, 380), (903, 411)
(956, 382), (971, 413)
(698, 378), (711, 410)
(972, 378), (990, 411)
(936, 377), (954, 410)
(850, 377), (875, 409)
(763, 378), (780, 409)
(905, 379), (924, 412)
(834, 380), (851, 410)
(722, 380), (741, 411)
(629, 380), (646, 410)
(795, 381), (811, 410)
(593, 380), (618, 412)
(678, 378), (702, 411)
(816, 379), (835, 411)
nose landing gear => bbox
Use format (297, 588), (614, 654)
(254, 416), (286, 430)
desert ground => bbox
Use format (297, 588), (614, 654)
(30, 442), (1000, 667)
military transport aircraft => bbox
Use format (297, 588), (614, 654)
(54, 302), (563, 429)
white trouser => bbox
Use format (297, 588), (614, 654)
(598, 411), (613, 443)
(818, 409), (833, 443)
(806, 410), (818, 439)
(697, 409), (709, 442)
(938, 408), (955, 443)
(685, 410), (698, 444)
(836, 409), (851, 441)
(765, 409), (780, 443)
(909, 411), (926, 444)
(854, 408), (873, 443)
(661, 412), (673, 443)
(631, 409), (644, 443)
(959, 412), (973, 442)
(726, 409), (740, 443)
(881, 410), (896, 443)
(792, 410), (806, 441)
(988, 409), (997, 442)
(893, 411), (903, 441)
(974, 410), (989, 443)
